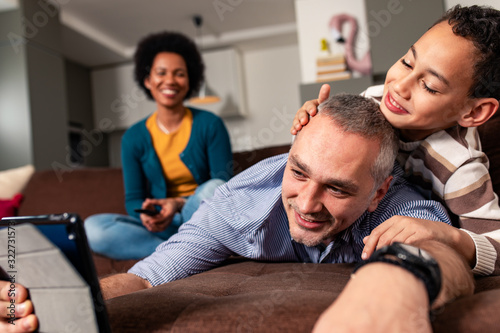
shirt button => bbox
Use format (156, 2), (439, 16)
(248, 238), (254, 244)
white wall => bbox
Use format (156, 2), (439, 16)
(225, 43), (301, 152)
(0, 31), (33, 170)
(0, 2), (70, 172)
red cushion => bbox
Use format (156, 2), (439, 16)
(0, 193), (23, 219)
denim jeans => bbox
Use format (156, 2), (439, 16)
(84, 178), (225, 260)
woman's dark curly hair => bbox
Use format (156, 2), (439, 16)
(433, 5), (500, 100)
(134, 31), (205, 100)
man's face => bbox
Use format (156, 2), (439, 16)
(381, 21), (477, 141)
(282, 113), (389, 247)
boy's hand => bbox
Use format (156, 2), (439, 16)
(361, 216), (475, 267)
(290, 84), (331, 135)
(0, 281), (37, 332)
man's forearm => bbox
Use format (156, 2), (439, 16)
(100, 273), (152, 300)
(313, 262), (431, 333)
(313, 240), (475, 333)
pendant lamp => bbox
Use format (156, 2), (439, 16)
(189, 15), (221, 105)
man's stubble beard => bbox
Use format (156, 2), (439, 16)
(287, 200), (336, 247)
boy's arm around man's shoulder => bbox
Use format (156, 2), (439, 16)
(443, 146), (500, 276)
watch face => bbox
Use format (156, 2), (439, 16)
(397, 243), (434, 261)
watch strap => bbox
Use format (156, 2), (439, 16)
(353, 243), (441, 305)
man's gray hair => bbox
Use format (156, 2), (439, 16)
(318, 93), (399, 189)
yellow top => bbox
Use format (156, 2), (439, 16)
(146, 109), (197, 197)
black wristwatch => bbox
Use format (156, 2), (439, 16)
(353, 242), (442, 305)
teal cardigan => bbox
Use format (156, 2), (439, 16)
(121, 108), (233, 218)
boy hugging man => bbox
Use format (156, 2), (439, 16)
(292, 5), (500, 276)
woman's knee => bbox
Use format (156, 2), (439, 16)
(85, 215), (105, 237)
(84, 214), (117, 252)
(196, 178), (225, 198)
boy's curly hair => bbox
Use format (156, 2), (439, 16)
(434, 5), (500, 100)
(133, 31), (204, 100)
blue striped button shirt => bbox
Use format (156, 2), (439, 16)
(129, 153), (451, 286)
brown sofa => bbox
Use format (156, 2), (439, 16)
(18, 144), (292, 276)
(18, 116), (500, 332)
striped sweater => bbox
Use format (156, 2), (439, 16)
(364, 84), (500, 276)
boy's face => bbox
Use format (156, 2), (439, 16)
(381, 21), (478, 141)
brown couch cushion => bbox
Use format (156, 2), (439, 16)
(92, 253), (138, 277)
(432, 288), (500, 332)
(106, 261), (350, 332)
(106, 260), (500, 333)
(18, 167), (126, 220)
(232, 144), (290, 174)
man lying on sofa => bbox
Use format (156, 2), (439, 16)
(0, 93), (473, 332)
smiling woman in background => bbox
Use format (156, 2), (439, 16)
(84, 31), (233, 260)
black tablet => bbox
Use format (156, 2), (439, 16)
(0, 213), (111, 332)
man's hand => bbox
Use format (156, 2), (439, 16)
(0, 281), (37, 332)
(290, 84), (331, 135)
(100, 273), (152, 300)
(140, 197), (186, 233)
(362, 216), (476, 267)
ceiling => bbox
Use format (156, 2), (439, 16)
(1, 0), (298, 67)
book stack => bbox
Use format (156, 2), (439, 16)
(315, 39), (351, 82)
(316, 53), (351, 82)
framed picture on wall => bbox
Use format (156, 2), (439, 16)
(295, 0), (372, 84)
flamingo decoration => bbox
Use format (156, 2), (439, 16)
(329, 13), (372, 75)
